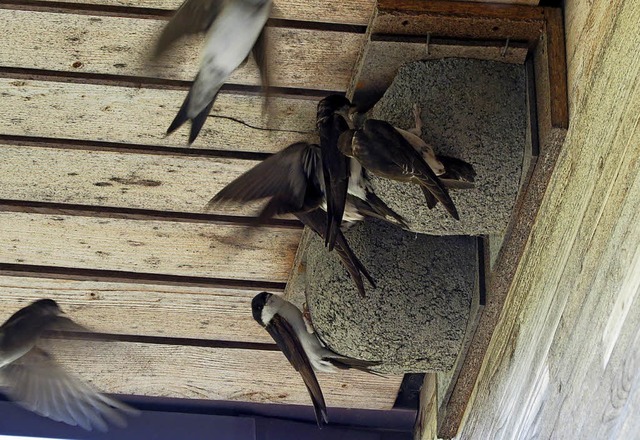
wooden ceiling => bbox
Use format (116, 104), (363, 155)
(0, 0), (539, 416)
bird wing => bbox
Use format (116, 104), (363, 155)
(252, 28), (272, 113)
(296, 209), (375, 297)
(153, 0), (224, 57)
(265, 314), (328, 426)
(319, 114), (350, 251)
(206, 142), (321, 220)
(359, 120), (459, 220)
(0, 347), (138, 432)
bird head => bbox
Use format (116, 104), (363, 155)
(251, 292), (273, 326)
(29, 299), (63, 316)
(317, 94), (353, 122)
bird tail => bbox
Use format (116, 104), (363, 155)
(326, 355), (383, 376)
(167, 84), (219, 144)
(305, 384), (329, 428)
(360, 192), (409, 229)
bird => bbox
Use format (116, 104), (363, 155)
(316, 94), (353, 251)
(340, 102), (476, 219)
(0, 299), (139, 431)
(206, 141), (406, 295)
(153, 0), (273, 144)
(251, 292), (381, 427)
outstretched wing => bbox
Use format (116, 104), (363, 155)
(1, 348), (139, 432)
(153, 0), (225, 57)
(206, 142), (321, 220)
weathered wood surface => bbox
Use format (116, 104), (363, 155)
(0, 79), (317, 152)
(0, 145), (274, 217)
(0, 10), (364, 92)
(5, 337), (403, 409)
(30, 0), (376, 25)
(459, 0), (640, 438)
(373, 0), (546, 41)
(0, 212), (301, 282)
(0, 275), (274, 342)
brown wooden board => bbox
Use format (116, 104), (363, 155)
(0, 9), (364, 92)
(22, 0), (377, 25)
(0, 275), (276, 342)
(0, 79), (317, 152)
(0, 144), (284, 217)
(0, 211), (301, 282)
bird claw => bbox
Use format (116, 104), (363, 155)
(302, 302), (315, 334)
(407, 104), (423, 137)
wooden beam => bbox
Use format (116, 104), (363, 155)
(0, 9), (364, 91)
(373, 0), (546, 41)
(2, 336), (404, 409)
(0, 79), (317, 153)
(0, 275), (276, 343)
(0, 211), (301, 282)
(0, 144), (275, 217)
(14, 0), (377, 25)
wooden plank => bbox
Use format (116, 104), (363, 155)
(0, 145), (272, 217)
(564, 0), (624, 113)
(0, 275), (274, 343)
(6, 338), (404, 409)
(533, 8), (569, 152)
(30, 0), (376, 25)
(0, 79), (317, 152)
(373, 0), (546, 42)
(0, 211), (301, 282)
(458, 0), (640, 436)
(0, 10), (364, 91)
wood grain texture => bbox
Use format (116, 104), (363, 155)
(30, 0), (376, 25)
(459, 0), (640, 438)
(0, 144), (275, 216)
(4, 337), (403, 409)
(373, 0), (546, 41)
(0, 275), (274, 342)
(0, 211), (301, 282)
(0, 79), (317, 152)
(0, 10), (364, 91)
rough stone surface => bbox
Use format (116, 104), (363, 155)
(305, 219), (477, 373)
(368, 58), (526, 235)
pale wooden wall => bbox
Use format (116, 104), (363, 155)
(458, 0), (640, 437)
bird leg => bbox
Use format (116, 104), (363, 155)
(302, 302), (316, 334)
(407, 104), (423, 137)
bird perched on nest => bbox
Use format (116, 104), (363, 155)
(153, 0), (273, 144)
(252, 292), (380, 427)
(0, 299), (139, 431)
(337, 98), (476, 219)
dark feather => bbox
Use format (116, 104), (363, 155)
(152, 0), (222, 58)
(318, 114), (350, 252)
(264, 315), (328, 427)
(354, 120), (459, 220)
(297, 209), (375, 297)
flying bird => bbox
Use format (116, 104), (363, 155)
(0, 299), (139, 431)
(339, 103), (475, 219)
(154, 0), (273, 143)
(252, 292), (381, 426)
(206, 141), (406, 295)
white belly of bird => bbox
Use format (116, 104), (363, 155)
(191, 1), (271, 113)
